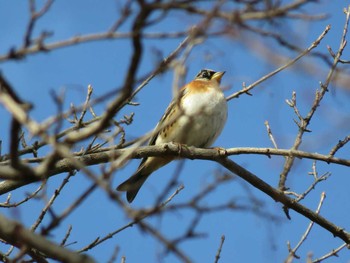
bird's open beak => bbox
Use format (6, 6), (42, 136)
(212, 71), (225, 83)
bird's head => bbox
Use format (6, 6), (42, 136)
(195, 69), (225, 83)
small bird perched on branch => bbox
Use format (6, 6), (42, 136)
(117, 69), (228, 203)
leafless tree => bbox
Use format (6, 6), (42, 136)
(0, 1), (349, 262)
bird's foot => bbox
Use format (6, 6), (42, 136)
(213, 147), (227, 156)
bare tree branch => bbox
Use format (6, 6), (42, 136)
(0, 214), (95, 263)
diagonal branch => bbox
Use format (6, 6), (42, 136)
(226, 24), (330, 101)
(215, 158), (350, 244)
(0, 214), (95, 263)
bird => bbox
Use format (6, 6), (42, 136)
(117, 69), (228, 203)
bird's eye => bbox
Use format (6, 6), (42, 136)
(200, 70), (212, 79)
(202, 71), (210, 79)
(196, 69), (214, 80)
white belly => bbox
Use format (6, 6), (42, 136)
(156, 88), (227, 147)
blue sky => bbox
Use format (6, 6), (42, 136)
(1, 1), (350, 262)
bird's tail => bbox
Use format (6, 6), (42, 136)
(116, 171), (149, 203)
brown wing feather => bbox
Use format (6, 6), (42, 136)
(117, 88), (188, 202)
(137, 87), (187, 166)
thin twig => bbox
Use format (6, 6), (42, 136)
(0, 183), (44, 208)
(214, 235), (225, 263)
(78, 185), (184, 253)
(329, 134), (350, 156)
(226, 25), (331, 101)
(285, 192), (326, 263)
(60, 225), (73, 246)
(264, 121), (278, 149)
(31, 172), (74, 231)
(279, 6), (350, 190)
(78, 85), (93, 125)
(41, 183), (97, 236)
(312, 243), (348, 263)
